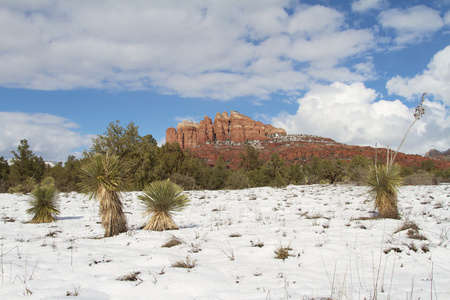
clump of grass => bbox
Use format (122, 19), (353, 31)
(2, 216), (16, 223)
(421, 244), (430, 253)
(274, 243), (292, 261)
(27, 184), (60, 223)
(407, 229), (427, 241)
(46, 230), (62, 237)
(393, 220), (427, 240)
(250, 240), (264, 248)
(383, 247), (402, 254)
(116, 271), (142, 282)
(172, 256), (197, 269)
(161, 236), (183, 248)
(188, 242), (202, 253)
(139, 179), (190, 231)
(394, 221), (420, 234)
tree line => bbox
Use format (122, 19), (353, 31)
(1, 120), (449, 193)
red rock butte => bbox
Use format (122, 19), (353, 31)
(166, 110), (287, 148)
(166, 111), (450, 169)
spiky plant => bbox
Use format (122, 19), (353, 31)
(367, 163), (402, 219)
(367, 93), (426, 219)
(27, 184), (60, 223)
(139, 179), (190, 231)
(78, 153), (128, 237)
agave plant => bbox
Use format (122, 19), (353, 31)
(27, 184), (60, 223)
(367, 93), (426, 219)
(139, 179), (190, 231)
(78, 153), (128, 237)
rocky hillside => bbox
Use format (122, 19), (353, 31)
(166, 111), (450, 169)
(425, 148), (450, 158)
(166, 110), (286, 148)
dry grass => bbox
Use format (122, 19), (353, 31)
(407, 229), (427, 240)
(394, 221), (420, 234)
(98, 187), (128, 237)
(116, 271), (142, 282)
(274, 243), (292, 261)
(161, 236), (183, 248)
(172, 256), (197, 269)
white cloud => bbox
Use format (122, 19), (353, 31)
(272, 82), (450, 155)
(386, 45), (450, 105)
(352, 0), (384, 12)
(445, 11), (450, 25)
(0, 1), (374, 99)
(378, 5), (444, 45)
(0, 112), (94, 161)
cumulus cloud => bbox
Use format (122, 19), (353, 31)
(378, 5), (444, 45)
(0, 1), (374, 100)
(386, 45), (450, 105)
(352, 0), (384, 12)
(272, 82), (449, 155)
(0, 112), (94, 161)
(445, 11), (450, 25)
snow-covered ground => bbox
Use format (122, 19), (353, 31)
(0, 184), (449, 300)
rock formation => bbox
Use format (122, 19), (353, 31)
(166, 110), (287, 149)
(165, 111), (450, 170)
(425, 148), (450, 158)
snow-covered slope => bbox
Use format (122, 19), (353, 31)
(1, 184), (449, 299)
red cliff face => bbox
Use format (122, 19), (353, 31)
(165, 112), (450, 169)
(166, 110), (287, 147)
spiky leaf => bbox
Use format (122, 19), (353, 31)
(139, 179), (190, 231)
(367, 164), (402, 219)
(78, 154), (126, 198)
(27, 185), (60, 223)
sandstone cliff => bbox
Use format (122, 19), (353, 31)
(165, 111), (450, 169)
(166, 110), (287, 148)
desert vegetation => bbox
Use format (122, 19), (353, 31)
(367, 93), (427, 219)
(139, 179), (190, 231)
(1, 115), (449, 195)
(78, 153), (128, 237)
(1, 183), (449, 299)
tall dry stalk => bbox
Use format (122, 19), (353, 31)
(367, 93), (426, 219)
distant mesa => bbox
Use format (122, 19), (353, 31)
(425, 148), (450, 158)
(165, 111), (450, 169)
(166, 110), (287, 149)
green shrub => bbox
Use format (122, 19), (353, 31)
(225, 170), (250, 190)
(27, 184), (60, 223)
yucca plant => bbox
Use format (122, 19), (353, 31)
(367, 93), (426, 219)
(27, 184), (60, 223)
(78, 153), (128, 237)
(139, 179), (190, 231)
(367, 163), (402, 219)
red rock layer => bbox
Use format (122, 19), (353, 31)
(166, 110), (287, 148)
(187, 135), (450, 169)
(165, 112), (449, 170)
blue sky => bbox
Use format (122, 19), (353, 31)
(0, 0), (449, 162)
